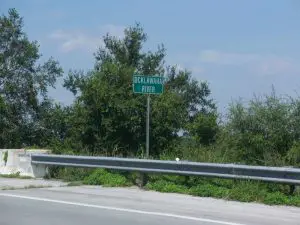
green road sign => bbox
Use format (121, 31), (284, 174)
(133, 75), (164, 94)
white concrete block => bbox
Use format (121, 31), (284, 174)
(0, 149), (51, 178)
(5, 149), (25, 174)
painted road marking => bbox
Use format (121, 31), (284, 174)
(0, 193), (248, 225)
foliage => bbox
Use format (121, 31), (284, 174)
(286, 142), (300, 167)
(83, 169), (131, 187)
(47, 167), (93, 182)
(63, 23), (215, 157)
(146, 180), (188, 194)
(145, 175), (300, 206)
(0, 8), (63, 148)
(214, 90), (300, 166)
(187, 112), (218, 145)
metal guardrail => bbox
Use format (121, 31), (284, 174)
(31, 154), (300, 185)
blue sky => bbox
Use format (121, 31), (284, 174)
(2, 0), (300, 113)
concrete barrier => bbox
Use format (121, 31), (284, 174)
(20, 149), (51, 177)
(1, 149), (25, 174)
(0, 149), (51, 178)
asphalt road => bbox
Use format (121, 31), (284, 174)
(0, 185), (299, 225)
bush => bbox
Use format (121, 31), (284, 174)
(146, 180), (188, 194)
(228, 181), (268, 202)
(264, 192), (290, 205)
(144, 174), (300, 206)
(83, 169), (131, 187)
(189, 183), (229, 198)
(286, 142), (300, 167)
(49, 167), (93, 182)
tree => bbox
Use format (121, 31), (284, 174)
(222, 90), (300, 165)
(0, 8), (63, 148)
(64, 23), (215, 157)
(187, 112), (218, 145)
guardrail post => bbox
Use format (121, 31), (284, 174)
(289, 184), (296, 195)
(136, 172), (148, 188)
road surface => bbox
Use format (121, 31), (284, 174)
(0, 185), (299, 225)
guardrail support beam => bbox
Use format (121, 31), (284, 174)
(30, 154), (300, 185)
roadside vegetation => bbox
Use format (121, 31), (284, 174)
(1, 9), (300, 206)
(51, 167), (300, 206)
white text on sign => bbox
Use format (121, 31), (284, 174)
(133, 76), (163, 85)
(142, 86), (156, 93)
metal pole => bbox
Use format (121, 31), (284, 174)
(146, 94), (150, 158)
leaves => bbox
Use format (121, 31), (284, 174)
(223, 90), (300, 165)
(0, 8), (63, 148)
(63, 23), (215, 156)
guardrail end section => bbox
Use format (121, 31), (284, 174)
(32, 164), (48, 178)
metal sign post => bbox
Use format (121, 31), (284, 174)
(132, 74), (164, 158)
(146, 94), (150, 158)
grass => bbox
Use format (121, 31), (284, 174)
(48, 167), (93, 182)
(83, 169), (131, 187)
(145, 175), (300, 207)
(52, 167), (132, 187)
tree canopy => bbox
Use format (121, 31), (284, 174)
(0, 9), (63, 148)
(63, 23), (216, 156)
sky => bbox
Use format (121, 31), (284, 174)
(2, 0), (300, 114)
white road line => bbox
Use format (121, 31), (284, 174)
(0, 193), (247, 225)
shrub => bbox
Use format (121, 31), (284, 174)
(146, 180), (188, 194)
(83, 169), (130, 187)
(264, 192), (290, 205)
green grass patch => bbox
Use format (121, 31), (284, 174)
(83, 169), (131, 187)
(145, 175), (300, 207)
(189, 183), (230, 198)
(146, 180), (189, 194)
(48, 167), (93, 182)
(228, 181), (268, 202)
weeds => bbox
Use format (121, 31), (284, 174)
(83, 169), (131, 187)
(145, 176), (300, 207)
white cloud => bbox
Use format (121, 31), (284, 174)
(199, 50), (298, 75)
(49, 30), (101, 53)
(49, 25), (125, 53)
